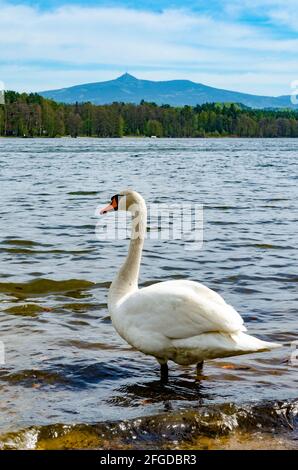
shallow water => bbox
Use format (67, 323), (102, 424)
(0, 137), (297, 449)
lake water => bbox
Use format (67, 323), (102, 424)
(0, 137), (297, 449)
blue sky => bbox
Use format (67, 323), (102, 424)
(0, 0), (297, 95)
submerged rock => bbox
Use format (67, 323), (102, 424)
(1, 399), (297, 450)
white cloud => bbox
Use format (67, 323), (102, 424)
(223, 0), (298, 31)
(0, 1), (297, 95)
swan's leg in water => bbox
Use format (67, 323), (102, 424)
(160, 363), (168, 382)
(158, 360), (168, 382)
(196, 361), (204, 375)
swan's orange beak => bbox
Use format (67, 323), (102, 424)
(100, 198), (118, 215)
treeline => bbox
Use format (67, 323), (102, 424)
(1, 90), (298, 138)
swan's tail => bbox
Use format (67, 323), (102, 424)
(171, 331), (281, 363)
(230, 332), (280, 353)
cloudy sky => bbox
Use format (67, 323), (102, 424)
(0, 0), (297, 95)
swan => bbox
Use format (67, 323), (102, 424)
(100, 190), (279, 380)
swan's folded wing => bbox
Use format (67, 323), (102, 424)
(120, 280), (246, 340)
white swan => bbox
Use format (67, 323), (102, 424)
(100, 190), (279, 380)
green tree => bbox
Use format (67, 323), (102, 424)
(146, 119), (163, 137)
(66, 112), (82, 137)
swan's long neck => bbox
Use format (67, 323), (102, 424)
(108, 200), (147, 311)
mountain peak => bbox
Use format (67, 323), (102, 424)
(40, 74), (297, 109)
(117, 73), (137, 82)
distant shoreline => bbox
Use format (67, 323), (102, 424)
(1, 135), (298, 139)
(1, 91), (298, 138)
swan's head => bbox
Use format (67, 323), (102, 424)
(100, 189), (145, 215)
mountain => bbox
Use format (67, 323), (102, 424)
(40, 73), (297, 109)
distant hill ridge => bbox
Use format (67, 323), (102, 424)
(40, 73), (297, 109)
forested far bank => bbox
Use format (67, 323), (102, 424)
(1, 90), (298, 138)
